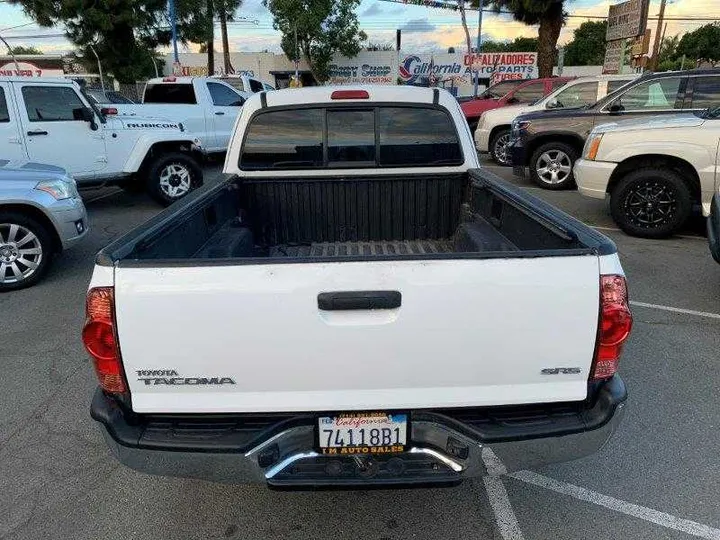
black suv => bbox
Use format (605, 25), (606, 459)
(510, 69), (720, 189)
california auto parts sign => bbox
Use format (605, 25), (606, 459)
(399, 53), (537, 85)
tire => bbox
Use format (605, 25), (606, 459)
(609, 168), (692, 239)
(0, 211), (53, 292)
(489, 128), (511, 166)
(529, 142), (578, 190)
(145, 152), (203, 206)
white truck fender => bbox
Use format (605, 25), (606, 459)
(122, 133), (203, 173)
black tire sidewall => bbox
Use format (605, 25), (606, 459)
(146, 152), (202, 206)
(529, 142), (578, 190)
(610, 169), (692, 238)
(0, 211), (53, 292)
(490, 129), (511, 166)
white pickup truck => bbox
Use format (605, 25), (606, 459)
(113, 76), (248, 153)
(0, 77), (204, 205)
(85, 86), (632, 488)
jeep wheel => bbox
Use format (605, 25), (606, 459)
(529, 142), (577, 190)
(610, 168), (692, 239)
(146, 152), (203, 206)
(0, 212), (53, 292)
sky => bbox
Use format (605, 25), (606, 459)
(0, 0), (719, 56)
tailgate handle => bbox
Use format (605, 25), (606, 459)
(318, 291), (401, 311)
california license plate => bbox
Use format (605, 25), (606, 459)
(317, 412), (408, 455)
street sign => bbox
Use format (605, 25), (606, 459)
(630, 29), (652, 56)
(606, 0), (650, 41)
(603, 39), (625, 74)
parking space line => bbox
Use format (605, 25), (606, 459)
(481, 448), (525, 540)
(510, 471), (720, 540)
(630, 301), (720, 320)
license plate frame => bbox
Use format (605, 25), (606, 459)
(316, 412), (409, 456)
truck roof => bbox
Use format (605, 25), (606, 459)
(145, 76), (200, 85)
(0, 76), (74, 84)
(262, 85), (451, 108)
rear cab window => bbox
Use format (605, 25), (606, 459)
(144, 83), (197, 104)
(240, 105), (463, 170)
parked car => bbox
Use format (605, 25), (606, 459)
(84, 89), (136, 105)
(574, 111), (719, 238)
(510, 69), (720, 190)
(86, 86), (631, 488)
(461, 77), (573, 132)
(112, 76), (248, 153)
(0, 161), (87, 291)
(0, 77), (204, 206)
(476, 74), (636, 165)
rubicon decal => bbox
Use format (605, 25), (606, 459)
(126, 122), (180, 130)
(136, 369), (235, 385)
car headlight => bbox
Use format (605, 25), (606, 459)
(511, 119), (530, 137)
(583, 133), (604, 161)
(35, 179), (78, 200)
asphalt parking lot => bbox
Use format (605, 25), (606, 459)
(1, 159), (719, 540)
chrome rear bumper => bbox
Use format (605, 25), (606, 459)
(93, 376), (626, 487)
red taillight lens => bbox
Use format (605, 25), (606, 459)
(592, 275), (633, 380)
(100, 107), (118, 115)
(331, 90), (369, 100)
(82, 287), (126, 393)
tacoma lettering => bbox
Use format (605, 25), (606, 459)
(138, 377), (236, 385)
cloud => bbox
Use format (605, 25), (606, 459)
(361, 3), (384, 17)
(400, 18), (437, 33)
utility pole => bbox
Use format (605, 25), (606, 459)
(0, 33), (20, 73)
(649, 0), (667, 71)
(474, 4), (483, 97)
(89, 45), (105, 94)
(294, 24), (299, 81)
(169, 0), (179, 64)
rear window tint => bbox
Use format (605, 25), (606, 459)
(0, 88), (8, 122)
(241, 109), (323, 169)
(690, 76), (720, 109)
(240, 106), (462, 170)
(327, 110), (375, 164)
(144, 84), (197, 104)
(377, 108), (462, 166)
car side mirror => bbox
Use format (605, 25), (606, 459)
(506, 96), (520, 105)
(608, 103), (624, 114)
(74, 106), (98, 130)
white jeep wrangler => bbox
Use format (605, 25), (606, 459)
(0, 77), (204, 205)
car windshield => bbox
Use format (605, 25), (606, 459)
(481, 80), (525, 99)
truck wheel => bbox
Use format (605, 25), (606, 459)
(146, 152), (203, 207)
(0, 212), (53, 292)
(489, 129), (511, 166)
(610, 168), (692, 239)
(529, 142), (577, 190)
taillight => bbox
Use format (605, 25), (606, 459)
(331, 90), (369, 100)
(592, 275), (633, 380)
(82, 287), (127, 393)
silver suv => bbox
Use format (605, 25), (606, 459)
(0, 161), (88, 291)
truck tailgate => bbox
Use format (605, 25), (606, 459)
(115, 256), (600, 413)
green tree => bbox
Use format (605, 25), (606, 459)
(475, 0), (567, 77)
(480, 36), (539, 52)
(264, 0), (367, 83)
(676, 23), (720, 63)
(656, 34), (685, 72)
(9, 0), (212, 83)
(218, 0), (243, 74)
(563, 21), (606, 66)
(366, 42), (395, 51)
(9, 46), (43, 55)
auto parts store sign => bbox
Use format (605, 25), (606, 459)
(398, 53), (537, 85)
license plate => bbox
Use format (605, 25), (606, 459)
(317, 412), (407, 455)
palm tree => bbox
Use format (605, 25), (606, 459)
(218, 0), (243, 74)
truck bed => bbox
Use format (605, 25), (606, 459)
(100, 170), (612, 265)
